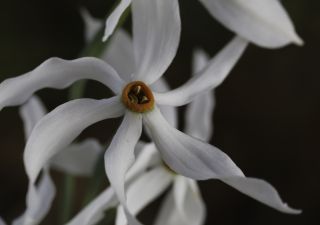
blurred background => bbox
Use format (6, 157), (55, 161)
(0, 0), (319, 224)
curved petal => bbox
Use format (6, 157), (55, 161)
(105, 111), (143, 225)
(0, 57), (124, 111)
(80, 8), (102, 42)
(102, 29), (135, 81)
(222, 177), (302, 214)
(66, 188), (118, 225)
(154, 190), (183, 225)
(0, 218), (5, 225)
(185, 49), (215, 141)
(143, 108), (301, 214)
(198, 0), (303, 48)
(103, 0), (132, 42)
(143, 107), (244, 180)
(173, 177), (206, 225)
(116, 167), (173, 225)
(132, 0), (181, 84)
(19, 96), (47, 139)
(13, 169), (56, 225)
(126, 143), (160, 183)
(154, 36), (248, 106)
(50, 139), (103, 176)
(151, 78), (177, 128)
(24, 97), (125, 183)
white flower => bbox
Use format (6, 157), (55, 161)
(0, 0), (299, 224)
(67, 49), (300, 225)
(0, 96), (102, 225)
(103, 0), (303, 48)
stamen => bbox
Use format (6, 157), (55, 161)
(140, 96), (149, 104)
(132, 85), (141, 95)
(122, 81), (154, 113)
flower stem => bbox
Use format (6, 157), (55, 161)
(59, 174), (76, 224)
(82, 152), (106, 206)
(60, 3), (131, 223)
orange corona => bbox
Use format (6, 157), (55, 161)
(122, 81), (155, 113)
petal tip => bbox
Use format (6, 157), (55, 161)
(293, 35), (304, 46)
(102, 34), (109, 42)
(282, 205), (302, 215)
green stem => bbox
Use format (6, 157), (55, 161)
(82, 152), (106, 205)
(60, 3), (131, 223)
(59, 175), (76, 224)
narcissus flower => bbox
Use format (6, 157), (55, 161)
(67, 49), (300, 225)
(104, 0), (303, 48)
(0, 0), (300, 224)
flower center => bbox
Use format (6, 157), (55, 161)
(122, 81), (154, 113)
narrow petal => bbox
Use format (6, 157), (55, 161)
(222, 177), (302, 214)
(0, 218), (5, 225)
(154, 190), (182, 225)
(13, 169), (56, 225)
(198, 0), (303, 48)
(80, 8), (102, 42)
(0, 57), (124, 111)
(116, 167), (173, 225)
(173, 177), (206, 225)
(126, 143), (160, 183)
(24, 97), (125, 183)
(185, 49), (215, 141)
(103, 0), (131, 42)
(104, 111), (143, 225)
(67, 143), (158, 225)
(144, 108), (301, 214)
(50, 139), (102, 176)
(154, 36), (248, 106)
(66, 188), (118, 225)
(132, 0), (181, 84)
(19, 96), (47, 138)
(143, 107), (244, 180)
(102, 29), (135, 81)
(151, 78), (178, 128)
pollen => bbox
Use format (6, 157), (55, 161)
(122, 81), (155, 113)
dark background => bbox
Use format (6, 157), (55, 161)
(0, 0), (319, 224)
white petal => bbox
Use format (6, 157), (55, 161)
(199, 0), (303, 48)
(24, 97), (125, 183)
(143, 107), (244, 180)
(151, 79), (177, 128)
(173, 177), (206, 225)
(132, 0), (181, 84)
(0, 57), (124, 111)
(13, 169), (56, 225)
(80, 8), (102, 42)
(50, 139), (103, 176)
(66, 188), (118, 225)
(185, 49), (215, 141)
(102, 29), (135, 81)
(116, 167), (173, 225)
(0, 218), (5, 225)
(154, 190), (183, 225)
(222, 177), (302, 214)
(154, 36), (248, 106)
(144, 108), (300, 213)
(103, 0), (132, 42)
(104, 111), (143, 225)
(19, 96), (47, 139)
(126, 143), (160, 183)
